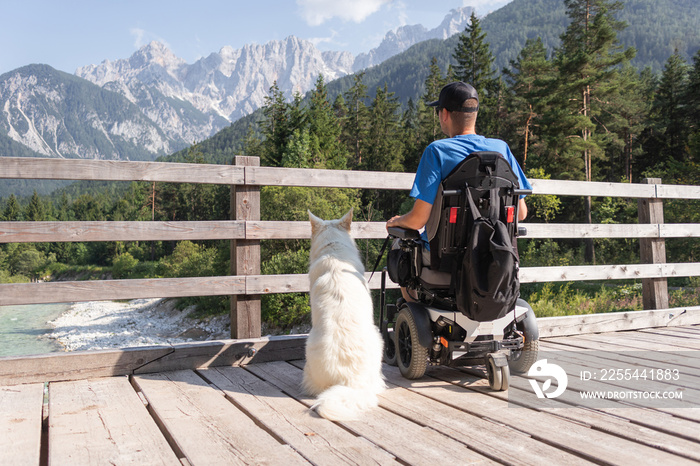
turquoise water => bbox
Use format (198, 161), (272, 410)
(0, 303), (70, 357)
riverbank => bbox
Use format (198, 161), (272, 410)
(44, 298), (231, 352)
(0, 303), (70, 357)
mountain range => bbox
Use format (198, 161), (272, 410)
(0, 7), (472, 162)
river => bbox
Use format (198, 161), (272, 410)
(0, 303), (70, 357)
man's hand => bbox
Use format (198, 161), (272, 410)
(385, 199), (432, 231)
(386, 215), (402, 230)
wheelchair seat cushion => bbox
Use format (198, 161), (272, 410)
(419, 267), (451, 288)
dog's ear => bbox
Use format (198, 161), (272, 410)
(339, 208), (353, 232)
(308, 210), (322, 235)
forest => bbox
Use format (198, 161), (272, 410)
(1, 0), (699, 329)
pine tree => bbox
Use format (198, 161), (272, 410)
(342, 72), (371, 168)
(453, 12), (496, 96)
(653, 51), (691, 163)
(686, 50), (700, 163)
(306, 75), (347, 169)
(503, 37), (555, 171)
(551, 0), (635, 263)
(420, 57), (448, 144)
(363, 84), (404, 173)
(25, 191), (45, 221)
(2, 194), (21, 221)
(452, 12), (499, 135)
(361, 84), (405, 217)
(687, 50), (700, 133)
(601, 64), (651, 182)
(261, 81), (292, 166)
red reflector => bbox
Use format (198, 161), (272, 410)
(449, 207), (459, 223)
(506, 206), (515, 223)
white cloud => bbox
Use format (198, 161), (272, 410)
(130, 28), (170, 50)
(389, 0), (409, 26)
(308, 29), (341, 48)
(297, 0), (391, 26)
(131, 28), (146, 48)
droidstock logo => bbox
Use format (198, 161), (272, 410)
(528, 359), (568, 399)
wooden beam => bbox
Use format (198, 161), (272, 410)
(520, 262), (700, 283)
(537, 306), (700, 338)
(231, 156), (261, 339)
(133, 335), (306, 374)
(0, 346), (172, 386)
(515, 223), (660, 239)
(0, 276), (246, 306)
(3, 220), (699, 244)
(656, 183), (700, 200)
(0, 220), (245, 243)
(0, 383), (43, 464)
(530, 178), (655, 198)
(245, 220), (388, 239)
(660, 223), (700, 237)
(245, 272), (399, 295)
(639, 178), (669, 310)
(0, 335), (306, 385)
(0, 157), (244, 184)
(247, 166), (414, 189)
(48, 377), (180, 465)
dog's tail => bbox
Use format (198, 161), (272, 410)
(311, 385), (381, 421)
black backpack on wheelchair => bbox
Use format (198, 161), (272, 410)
(381, 151), (538, 388)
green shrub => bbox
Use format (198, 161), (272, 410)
(261, 248), (311, 331)
(111, 252), (139, 279)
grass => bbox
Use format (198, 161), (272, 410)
(521, 280), (699, 318)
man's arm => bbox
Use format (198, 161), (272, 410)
(518, 197), (528, 221)
(386, 198), (432, 231)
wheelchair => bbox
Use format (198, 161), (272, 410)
(380, 151), (539, 390)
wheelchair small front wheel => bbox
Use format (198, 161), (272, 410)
(395, 307), (428, 379)
(487, 354), (510, 391)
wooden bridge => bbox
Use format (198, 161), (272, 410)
(2, 324), (700, 465)
(2, 156), (700, 464)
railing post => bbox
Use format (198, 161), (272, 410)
(230, 156), (261, 338)
(638, 178), (669, 310)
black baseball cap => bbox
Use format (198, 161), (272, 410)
(427, 81), (479, 113)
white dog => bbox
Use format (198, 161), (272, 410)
(303, 208), (385, 421)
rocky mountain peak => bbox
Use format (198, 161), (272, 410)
(129, 41), (185, 71)
(352, 6), (473, 71)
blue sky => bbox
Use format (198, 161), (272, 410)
(1, 0), (512, 75)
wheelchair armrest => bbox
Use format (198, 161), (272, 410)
(388, 226), (421, 240)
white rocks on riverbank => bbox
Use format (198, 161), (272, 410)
(46, 298), (230, 351)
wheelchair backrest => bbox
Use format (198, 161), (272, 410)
(425, 151), (520, 273)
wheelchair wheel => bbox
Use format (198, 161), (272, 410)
(383, 328), (398, 366)
(395, 307), (428, 379)
(509, 304), (539, 374)
(509, 339), (539, 374)
(487, 354), (510, 391)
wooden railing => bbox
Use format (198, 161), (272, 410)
(2, 156), (700, 339)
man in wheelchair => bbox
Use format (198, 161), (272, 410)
(381, 82), (538, 388)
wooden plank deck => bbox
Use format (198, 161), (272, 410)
(1, 325), (699, 465)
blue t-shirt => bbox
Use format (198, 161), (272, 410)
(410, 134), (532, 247)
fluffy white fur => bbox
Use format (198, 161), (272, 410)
(303, 208), (385, 421)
